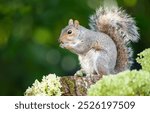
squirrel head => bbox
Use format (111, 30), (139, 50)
(59, 19), (81, 52)
(59, 19), (92, 54)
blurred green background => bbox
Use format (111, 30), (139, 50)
(0, 0), (150, 95)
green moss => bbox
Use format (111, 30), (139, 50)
(87, 70), (150, 96)
(66, 78), (76, 95)
(60, 77), (76, 95)
(78, 86), (87, 95)
(137, 48), (150, 72)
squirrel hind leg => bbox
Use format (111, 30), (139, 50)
(94, 57), (110, 76)
(95, 65), (110, 76)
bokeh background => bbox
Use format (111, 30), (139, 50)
(0, 0), (150, 95)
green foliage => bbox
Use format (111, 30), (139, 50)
(25, 74), (61, 96)
(136, 48), (150, 72)
(87, 70), (150, 96)
(123, 0), (137, 7)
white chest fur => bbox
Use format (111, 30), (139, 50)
(78, 50), (99, 75)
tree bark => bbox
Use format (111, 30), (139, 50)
(60, 75), (102, 96)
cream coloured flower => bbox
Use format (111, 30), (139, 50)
(25, 74), (61, 96)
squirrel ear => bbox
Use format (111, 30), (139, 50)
(74, 20), (79, 28)
(68, 19), (73, 25)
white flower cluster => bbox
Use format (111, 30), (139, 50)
(25, 74), (62, 96)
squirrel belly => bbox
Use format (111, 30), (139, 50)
(78, 49), (116, 75)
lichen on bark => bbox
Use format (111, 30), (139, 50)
(60, 75), (102, 96)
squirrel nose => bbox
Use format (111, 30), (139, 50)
(58, 38), (63, 44)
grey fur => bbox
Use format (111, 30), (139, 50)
(59, 6), (139, 76)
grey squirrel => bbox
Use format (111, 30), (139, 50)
(59, 5), (139, 76)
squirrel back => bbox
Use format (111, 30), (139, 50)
(89, 6), (139, 73)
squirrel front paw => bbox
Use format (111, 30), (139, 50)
(75, 70), (84, 77)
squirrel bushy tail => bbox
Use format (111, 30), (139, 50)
(89, 6), (139, 73)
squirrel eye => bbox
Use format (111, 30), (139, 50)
(67, 30), (72, 34)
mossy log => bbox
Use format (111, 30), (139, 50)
(60, 75), (102, 96)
